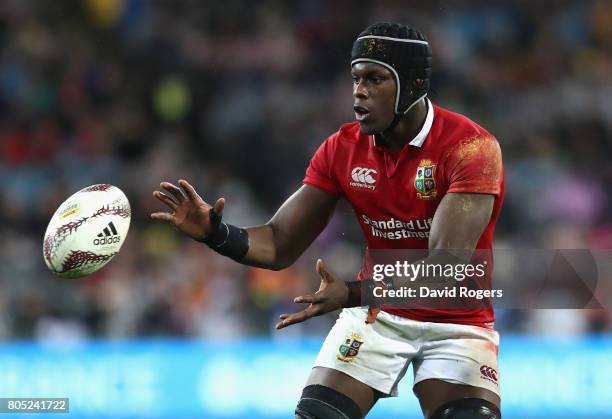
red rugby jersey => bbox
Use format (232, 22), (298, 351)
(303, 99), (504, 327)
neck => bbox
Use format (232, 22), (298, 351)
(377, 99), (428, 152)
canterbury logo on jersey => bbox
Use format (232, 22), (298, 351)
(350, 167), (377, 190)
(479, 365), (498, 384)
(93, 221), (121, 245)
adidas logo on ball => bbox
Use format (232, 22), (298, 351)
(93, 221), (121, 245)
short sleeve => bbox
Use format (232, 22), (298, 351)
(303, 133), (340, 195)
(446, 135), (503, 196)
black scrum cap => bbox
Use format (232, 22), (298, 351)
(351, 23), (432, 115)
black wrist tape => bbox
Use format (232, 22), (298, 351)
(344, 278), (378, 307)
(344, 277), (393, 308)
(200, 209), (249, 261)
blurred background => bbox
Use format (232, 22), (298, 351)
(1, 0), (611, 418)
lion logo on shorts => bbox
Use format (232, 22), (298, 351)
(337, 333), (363, 363)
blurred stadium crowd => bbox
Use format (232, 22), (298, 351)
(1, 0), (611, 342)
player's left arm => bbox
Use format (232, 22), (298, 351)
(428, 192), (494, 252)
(430, 134), (502, 255)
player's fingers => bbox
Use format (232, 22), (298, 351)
(316, 259), (334, 284)
(276, 307), (318, 329)
(150, 212), (175, 223)
(153, 191), (178, 210)
(160, 182), (186, 202)
(212, 197), (225, 216)
(294, 294), (315, 304)
(178, 179), (202, 202)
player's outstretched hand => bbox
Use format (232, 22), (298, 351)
(276, 259), (348, 330)
(151, 179), (224, 241)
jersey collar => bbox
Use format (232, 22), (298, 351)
(371, 98), (434, 148)
(408, 98), (434, 147)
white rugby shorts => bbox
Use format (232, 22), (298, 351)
(313, 307), (500, 397)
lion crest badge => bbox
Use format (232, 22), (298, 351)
(414, 159), (437, 200)
(337, 333), (364, 363)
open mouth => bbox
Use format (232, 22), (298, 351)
(354, 106), (370, 122)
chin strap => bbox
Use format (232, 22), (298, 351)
(378, 94), (428, 140)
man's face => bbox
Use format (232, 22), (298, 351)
(352, 62), (397, 135)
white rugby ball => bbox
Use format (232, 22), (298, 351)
(43, 184), (131, 278)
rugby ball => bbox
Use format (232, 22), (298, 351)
(43, 184), (131, 278)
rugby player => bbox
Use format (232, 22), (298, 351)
(152, 22), (504, 419)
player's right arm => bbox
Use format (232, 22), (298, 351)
(151, 180), (338, 270)
(242, 184), (338, 269)
(153, 132), (341, 269)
